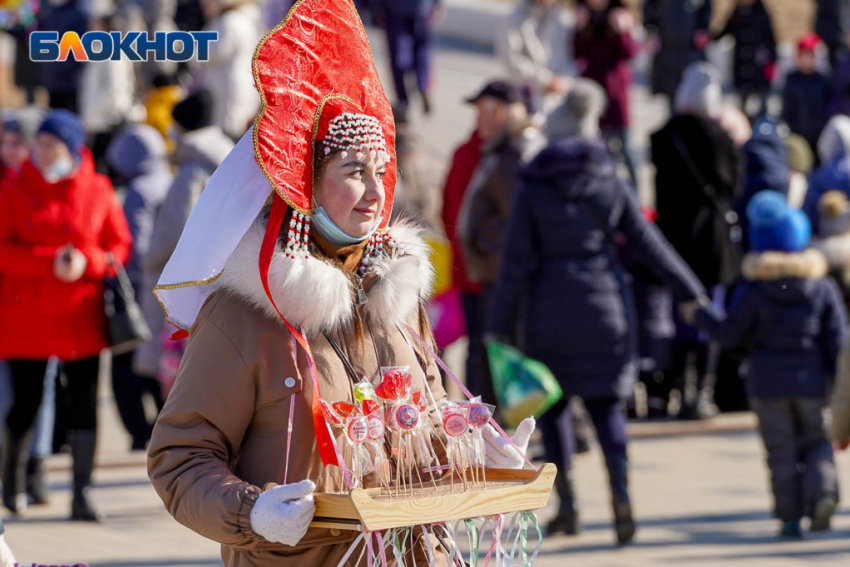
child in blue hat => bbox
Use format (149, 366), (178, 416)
(683, 190), (848, 538)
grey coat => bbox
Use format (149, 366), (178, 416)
(133, 126), (234, 378)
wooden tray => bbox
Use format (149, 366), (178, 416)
(311, 463), (557, 531)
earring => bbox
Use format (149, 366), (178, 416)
(284, 212), (298, 259)
(359, 231), (382, 275)
(301, 215), (311, 260)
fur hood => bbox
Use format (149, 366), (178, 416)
(213, 219), (434, 336)
(742, 249), (829, 281)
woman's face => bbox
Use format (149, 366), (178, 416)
(1, 131), (30, 172)
(33, 132), (71, 173)
(314, 151), (387, 238)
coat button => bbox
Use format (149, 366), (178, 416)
(330, 528), (341, 536)
(284, 377), (296, 388)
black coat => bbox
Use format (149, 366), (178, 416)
(816, 0), (850, 48)
(714, 0), (777, 93)
(37, 0), (88, 96)
(652, 114), (743, 288)
(488, 138), (704, 401)
(696, 250), (848, 399)
(783, 71), (831, 153)
(643, 0), (713, 100)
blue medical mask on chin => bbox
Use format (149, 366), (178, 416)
(41, 156), (75, 183)
(310, 206), (383, 246)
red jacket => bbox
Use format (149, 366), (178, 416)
(440, 131), (482, 295)
(0, 149), (132, 361)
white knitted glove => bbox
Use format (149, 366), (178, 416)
(250, 479), (316, 546)
(482, 417), (535, 469)
(0, 535), (15, 567)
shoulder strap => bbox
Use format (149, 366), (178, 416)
(322, 331), (362, 386)
(669, 131), (740, 226)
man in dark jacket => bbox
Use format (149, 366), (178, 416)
(688, 191), (848, 538)
(643, 0), (713, 106)
(714, 0), (777, 116)
(372, 0), (440, 117)
(37, 0), (88, 113)
(816, 0), (850, 71)
(458, 81), (544, 408)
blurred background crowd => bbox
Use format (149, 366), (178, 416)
(4, 0), (850, 561)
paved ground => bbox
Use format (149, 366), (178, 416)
(3, 397), (850, 567)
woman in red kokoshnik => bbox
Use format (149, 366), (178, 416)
(147, 1), (535, 565)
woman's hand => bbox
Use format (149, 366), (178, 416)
(482, 417), (535, 469)
(53, 245), (88, 282)
(679, 295), (711, 325)
(250, 479), (316, 546)
(608, 8), (634, 34)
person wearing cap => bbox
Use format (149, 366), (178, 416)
(488, 79), (705, 543)
(0, 109), (132, 521)
(136, 90), (234, 395)
(683, 191), (848, 538)
(783, 33), (831, 159)
(456, 80), (544, 410)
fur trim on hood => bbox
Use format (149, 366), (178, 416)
(213, 219), (435, 335)
(742, 249), (829, 281)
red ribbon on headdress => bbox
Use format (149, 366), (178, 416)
(259, 195), (338, 467)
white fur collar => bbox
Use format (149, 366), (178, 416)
(742, 249), (829, 281)
(214, 219), (434, 335)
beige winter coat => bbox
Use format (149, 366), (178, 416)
(147, 220), (448, 567)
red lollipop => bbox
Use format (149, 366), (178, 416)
(412, 390), (428, 411)
(332, 401), (356, 418)
(362, 399), (381, 416)
(376, 368), (412, 400)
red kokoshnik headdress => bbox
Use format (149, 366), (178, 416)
(252, 0), (397, 468)
(252, 0), (397, 219)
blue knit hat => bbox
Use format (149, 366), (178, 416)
(37, 109), (86, 162)
(747, 190), (812, 252)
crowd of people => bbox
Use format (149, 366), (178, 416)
(440, 0), (850, 547)
(3, 0), (850, 564)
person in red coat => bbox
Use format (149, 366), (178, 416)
(0, 110), (132, 521)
